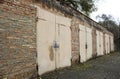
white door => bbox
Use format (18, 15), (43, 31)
(37, 20), (56, 75)
(79, 25), (86, 62)
(37, 6), (56, 75)
(100, 32), (104, 55)
(37, 7), (71, 75)
(110, 36), (114, 51)
(108, 35), (110, 53)
(97, 31), (104, 56)
(96, 30), (100, 56)
(79, 25), (92, 62)
(86, 27), (92, 60)
(105, 34), (109, 54)
(56, 24), (71, 68)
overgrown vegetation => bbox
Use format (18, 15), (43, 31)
(34, 0), (98, 16)
(57, 0), (97, 16)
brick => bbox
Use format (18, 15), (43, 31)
(0, 1), (37, 79)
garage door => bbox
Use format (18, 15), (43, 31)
(105, 34), (110, 54)
(110, 36), (114, 51)
(79, 24), (92, 62)
(56, 24), (71, 68)
(96, 31), (104, 56)
(79, 24), (86, 62)
(86, 27), (93, 60)
(37, 7), (71, 75)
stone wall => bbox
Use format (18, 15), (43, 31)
(0, 0), (37, 79)
(71, 18), (80, 64)
(92, 27), (97, 57)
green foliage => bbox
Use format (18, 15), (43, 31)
(79, 0), (97, 16)
(58, 0), (97, 16)
(58, 0), (78, 8)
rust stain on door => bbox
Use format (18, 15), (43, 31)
(49, 46), (54, 61)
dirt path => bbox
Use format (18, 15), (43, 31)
(41, 52), (120, 79)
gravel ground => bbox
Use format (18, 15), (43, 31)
(41, 52), (120, 79)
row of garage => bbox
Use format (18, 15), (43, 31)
(36, 4), (114, 75)
(79, 25), (114, 63)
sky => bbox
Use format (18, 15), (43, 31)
(91, 0), (120, 22)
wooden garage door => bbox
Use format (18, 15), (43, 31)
(37, 7), (71, 75)
(79, 24), (86, 62)
(56, 24), (71, 68)
(96, 31), (104, 56)
(105, 34), (110, 54)
(86, 27), (92, 60)
(79, 25), (92, 62)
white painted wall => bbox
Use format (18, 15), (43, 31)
(36, 6), (71, 75)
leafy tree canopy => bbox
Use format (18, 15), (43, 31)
(57, 0), (97, 16)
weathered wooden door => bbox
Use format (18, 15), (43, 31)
(96, 31), (104, 56)
(79, 25), (92, 62)
(86, 27), (92, 60)
(37, 18), (56, 75)
(37, 7), (71, 75)
(100, 32), (104, 55)
(105, 34), (110, 54)
(56, 24), (71, 68)
(79, 24), (86, 62)
(110, 36), (114, 51)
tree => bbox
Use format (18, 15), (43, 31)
(57, 0), (97, 16)
(79, 0), (97, 16)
